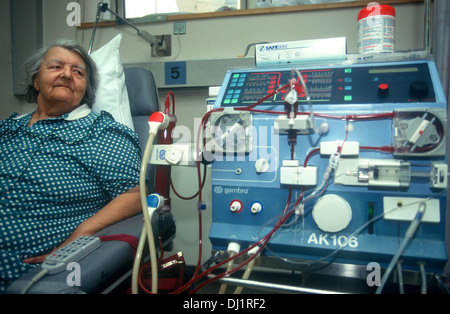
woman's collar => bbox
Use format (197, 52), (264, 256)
(64, 104), (91, 121)
(13, 104), (91, 121)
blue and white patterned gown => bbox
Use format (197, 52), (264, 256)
(0, 105), (141, 292)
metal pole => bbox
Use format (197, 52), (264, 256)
(87, 1), (157, 52)
(424, 0), (432, 55)
(208, 276), (347, 294)
(88, 3), (106, 55)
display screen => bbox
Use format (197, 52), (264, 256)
(368, 67), (419, 74)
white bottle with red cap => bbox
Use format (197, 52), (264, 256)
(357, 3), (396, 54)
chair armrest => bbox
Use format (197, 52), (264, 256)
(7, 212), (176, 294)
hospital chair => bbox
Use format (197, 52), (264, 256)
(7, 67), (176, 294)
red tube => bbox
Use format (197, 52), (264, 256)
(154, 92), (177, 208)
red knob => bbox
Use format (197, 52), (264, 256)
(378, 83), (389, 96)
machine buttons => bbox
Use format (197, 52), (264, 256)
(312, 195), (352, 233)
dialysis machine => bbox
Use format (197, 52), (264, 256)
(206, 59), (448, 284)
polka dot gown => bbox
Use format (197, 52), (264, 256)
(0, 106), (141, 292)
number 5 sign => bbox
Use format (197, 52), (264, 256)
(165, 61), (187, 85)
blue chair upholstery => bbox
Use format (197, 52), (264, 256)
(125, 67), (160, 151)
(124, 67), (159, 194)
(7, 68), (176, 294)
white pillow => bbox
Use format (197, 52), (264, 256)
(90, 34), (134, 130)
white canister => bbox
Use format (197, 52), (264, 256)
(357, 4), (395, 54)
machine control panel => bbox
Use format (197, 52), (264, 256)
(220, 62), (437, 107)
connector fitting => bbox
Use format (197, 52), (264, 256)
(227, 242), (241, 254)
(148, 112), (169, 134)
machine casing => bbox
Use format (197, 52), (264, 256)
(208, 59), (448, 273)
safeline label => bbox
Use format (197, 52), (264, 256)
(255, 37), (346, 65)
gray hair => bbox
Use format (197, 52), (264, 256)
(23, 39), (98, 108)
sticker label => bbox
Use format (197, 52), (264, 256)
(165, 61), (186, 85)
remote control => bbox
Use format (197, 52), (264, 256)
(41, 236), (101, 274)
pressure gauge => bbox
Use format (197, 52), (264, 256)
(209, 111), (252, 154)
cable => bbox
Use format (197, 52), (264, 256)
(376, 202), (427, 294)
(131, 225), (147, 294)
(259, 142), (339, 262)
(418, 262), (427, 294)
(177, 107), (227, 290)
(132, 112), (169, 294)
(261, 189), (446, 273)
(314, 111), (396, 121)
(218, 242), (240, 294)
(238, 83), (291, 111)
(396, 261), (404, 294)
(136, 131), (158, 294)
(291, 68), (317, 133)
(218, 257), (235, 294)
(170, 164), (207, 200)
(171, 187), (292, 294)
(188, 188), (294, 294)
(234, 246), (259, 294)
(20, 269), (49, 294)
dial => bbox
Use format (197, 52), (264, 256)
(378, 83), (389, 96)
(313, 194), (352, 233)
(409, 80), (429, 99)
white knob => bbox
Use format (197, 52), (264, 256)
(318, 122), (329, 134)
(165, 147), (183, 165)
(255, 158), (269, 173)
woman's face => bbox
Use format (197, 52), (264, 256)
(33, 46), (87, 112)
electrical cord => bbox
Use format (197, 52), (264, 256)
(291, 68), (317, 133)
(418, 262), (427, 294)
(132, 131), (158, 294)
(376, 202), (427, 294)
(396, 261), (404, 294)
(132, 112), (169, 294)
(20, 269), (49, 294)
(170, 164), (207, 200)
(132, 224), (147, 294)
(233, 245), (260, 294)
(218, 243), (240, 294)
(187, 188), (294, 294)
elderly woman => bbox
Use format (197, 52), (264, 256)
(0, 40), (143, 292)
